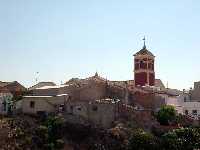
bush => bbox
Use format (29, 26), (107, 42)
(161, 127), (200, 150)
(44, 116), (64, 142)
(35, 116), (65, 150)
(128, 129), (159, 150)
(37, 125), (48, 140)
(157, 105), (176, 125)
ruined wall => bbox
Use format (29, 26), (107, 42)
(118, 104), (157, 129)
(107, 85), (125, 101)
(87, 103), (117, 128)
(129, 91), (165, 110)
(69, 81), (108, 102)
(79, 83), (107, 101)
(65, 100), (119, 128)
(32, 88), (59, 96)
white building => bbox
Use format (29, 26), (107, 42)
(158, 88), (200, 120)
(182, 102), (200, 120)
(157, 89), (190, 114)
(20, 94), (68, 115)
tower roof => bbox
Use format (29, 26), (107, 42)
(134, 47), (154, 57)
(134, 37), (155, 57)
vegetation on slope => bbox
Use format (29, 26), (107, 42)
(0, 110), (200, 150)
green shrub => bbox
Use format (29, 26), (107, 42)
(128, 129), (159, 150)
(161, 127), (200, 150)
(157, 105), (176, 125)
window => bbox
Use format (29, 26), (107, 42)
(92, 105), (98, 111)
(192, 110), (197, 116)
(185, 110), (188, 115)
(30, 101), (35, 108)
(76, 106), (82, 111)
(184, 97), (187, 102)
(2, 100), (7, 111)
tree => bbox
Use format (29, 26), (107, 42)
(161, 127), (200, 150)
(157, 105), (176, 125)
(35, 116), (65, 150)
(128, 129), (159, 150)
(44, 116), (64, 143)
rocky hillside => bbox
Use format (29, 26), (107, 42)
(0, 115), (39, 150)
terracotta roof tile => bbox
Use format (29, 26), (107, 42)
(134, 48), (154, 57)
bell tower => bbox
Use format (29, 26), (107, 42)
(134, 37), (155, 87)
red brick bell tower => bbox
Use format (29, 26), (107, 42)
(134, 37), (155, 87)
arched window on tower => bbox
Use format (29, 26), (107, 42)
(140, 60), (147, 69)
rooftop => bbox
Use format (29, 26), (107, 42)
(134, 47), (154, 57)
(134, 38), (154, 57)
(23, 93), (68, 98)
(28, 82), (56, 90)
(35, 84), (72, 90)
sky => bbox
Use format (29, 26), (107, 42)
(0, 0), (200, 90)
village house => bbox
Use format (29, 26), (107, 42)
(182, 102), (200, 120)
(0, 81), (26, 96)
(64, 98), (120, 128)
(20, 94), (68, 115)
(176, 81), (200, 119)
(157, 89), (184, 114)
(155, 83), (200, 120)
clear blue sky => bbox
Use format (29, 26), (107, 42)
(0, 0), (200, 89)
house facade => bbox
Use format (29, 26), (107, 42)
(64, 98), (120, 128)
(20, 94), (68, 114)
(0, 81), (26, 96)
(182, 102), (200, 120)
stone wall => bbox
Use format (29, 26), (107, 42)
(129, 91), (165, 110)
(64, 99), (119, 128)
(118, 104), (158, 130)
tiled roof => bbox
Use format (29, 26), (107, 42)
(134, 47), (154, 57)
(0, 81), (26, 89)
(0, 81), (11, 87)
(29, 82), (56, 90)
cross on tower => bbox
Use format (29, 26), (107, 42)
(143, 36), (146, 49)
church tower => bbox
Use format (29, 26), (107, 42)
(134, 37), (155, 87)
